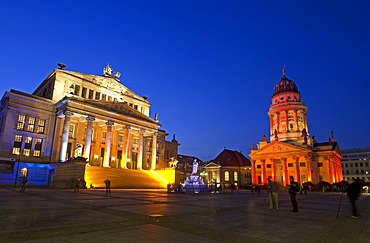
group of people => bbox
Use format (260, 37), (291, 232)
(265, 176), (362, 217)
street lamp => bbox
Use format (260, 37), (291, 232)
(14, 152), (21, 187)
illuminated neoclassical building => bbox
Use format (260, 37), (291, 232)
(0, 64), (179, 188)
(249, 70), (343, 186)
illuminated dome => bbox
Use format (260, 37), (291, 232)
(273, 74), (299, 96)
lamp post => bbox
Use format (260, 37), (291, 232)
(14, 152), (21, 187)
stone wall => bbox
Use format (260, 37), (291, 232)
(51, 161), (87, 189)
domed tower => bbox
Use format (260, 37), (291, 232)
(268, 68), (311, 145)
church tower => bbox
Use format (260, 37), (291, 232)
(268, 68), (312, 146)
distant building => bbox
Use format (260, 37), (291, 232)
(341, 147), (370, 182)
(0, 65), (179, 187)
(249, 69), (343, 186)
(204, 148), (251, 188)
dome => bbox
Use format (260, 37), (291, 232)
(273, 75), (299, 96)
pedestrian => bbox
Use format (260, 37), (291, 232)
(347, 178), (361, 218)
(288, 176), (298, 212)
(74, 179), (81, 193)
(20, 177), (28, 192)
(266, 178), (279, 210)
(104, 179), (111, 194)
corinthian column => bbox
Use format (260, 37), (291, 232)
(59, 111), (73, 162)
(103, 121), (114, 167)
(137, 129), (144, 170)
(151, 132), (158, 170)
(84, 116), (95, 162)
(122, 126), (131, 169)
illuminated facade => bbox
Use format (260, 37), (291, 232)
(0, 65), (178, 187)
(204, 149), (251, 188)
(249, 70), (343, 186)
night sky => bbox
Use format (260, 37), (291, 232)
(1, 1), (370, 161)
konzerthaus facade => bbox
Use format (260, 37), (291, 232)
(249, 70), (343, 186)
(0, 64), (179, 187)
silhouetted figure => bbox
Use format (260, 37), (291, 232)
(20, 177), (28, 192)
(347, 179), (361, 218)
(289, 176), (298, 212)
(266, 178), (279, 210)
(104, 179), (111, 194)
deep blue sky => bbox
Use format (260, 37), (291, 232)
(1, 1), (370, 161)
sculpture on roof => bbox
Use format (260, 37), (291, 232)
(103, 64), (113, 76)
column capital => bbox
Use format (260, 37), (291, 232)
(106, 120), (114, 126)
(65, 111), (73, 117)
(86, 116), (95, 122)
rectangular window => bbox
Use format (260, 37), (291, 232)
(17, 115), (26, 130)
(74, 85), (80, 96)
(114, 98), (117, 102)
(345, 164), (348, 168)
(355, 163), (359, 167)
(102, 94), (106, 101)
(27, 117), (35, 132)
(12, 135), (22, 155)
(288, 163), (293, 167)
(300, 162), (306, 167)
(317, 163), (323, 167)
(33, 138), (42, 157)
(360, 163), (364, 167)
(118, 134), (123, 147)
(36, 119), (46, 134)
(266, 164), (271, 168)
(102, 131), (106, 144)
(24, 137), (32, 149)
(88, 90), (94, 99)
(69, 124), (75, 138)
(366, 163), (369, 166)
(234, 171), (238, 181)
(23, 149), (31, 156)
(81, 87), (87, 98)
(256, 165), (261, 169)
(133, 137), (138, 150)
(95, 92), (100, 100)
(108, 96), (112, 101)
(134, 105), (138, 110)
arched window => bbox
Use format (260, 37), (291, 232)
(225, 171), (229, 181)
(234, 171), (238, 181)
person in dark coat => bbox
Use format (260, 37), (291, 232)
(347, 179), (361, 218)
(104, 179), (111, 194)
(20, 177), (28, 192)
(288, 176), (298, 212)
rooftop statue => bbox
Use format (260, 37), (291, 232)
(103, 64), (113, 76)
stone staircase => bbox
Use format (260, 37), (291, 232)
(84, 166), (167, 189)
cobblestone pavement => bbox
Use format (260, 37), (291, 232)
(0, 187), (368, 242)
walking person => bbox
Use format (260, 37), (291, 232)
(104, 179), (111, 194)
(347, 179), (361, 218)
(20, 177), (28, 192)
(266, 178), (279, 210)
(289, 176), (298, 212)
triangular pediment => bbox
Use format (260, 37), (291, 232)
(205, 162), (221, 168)
(252, 141), (311, 156)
